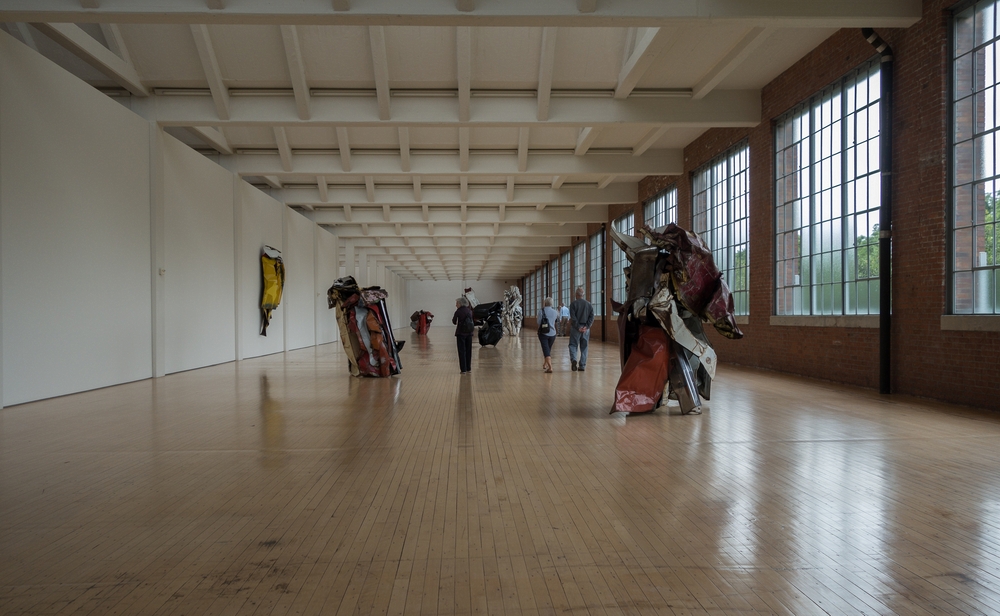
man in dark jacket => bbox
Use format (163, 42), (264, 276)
(568, 287), (595, 372)
(452, 296), (474, 374)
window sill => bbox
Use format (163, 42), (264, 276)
(769, 315), (879, 328)
(940, 315), (1000, 331)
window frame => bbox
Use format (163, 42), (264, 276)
(644, 185), (678, 229)
(611, 212), (634, 305)
(590, 229), (604, 316)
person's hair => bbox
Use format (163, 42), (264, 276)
(543, 297), (553, 307)
(576, 286), (585, 298)
(456, 297), (469, 307)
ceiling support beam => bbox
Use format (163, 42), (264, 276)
(456, 0), (474, 12)
(615, 27), (673, 99)
(336, 127), (351, 172)
(262, 175), (282, 189)
(398, 127), (410, 171)
(33, 23), (148, 96)
(274, 127), (292, 171)
(537, 27), (558, 121)
(343, 204), (352, 221)
(383, 205), (391, 221)
(279, 25), (311, 120)
(456, 26), (471, 122)
(189, 125), (232, 155)
(577, 0), (597, 13)
(368, 25), (391, 120)
(692, 25), (774, 100)
(365, 175), (375, 202)
(206, 0), (225, 9)
(598, 175), (615, 189)
(332, 0), (350, 11)
(414, 177), (422, 202)
(189, 24), (229, 119)
(551, 176), (566, 189)
(318, 176), (328, 202)
(575, 126), (601, 155)
(458, 127), (469, 171)
(506, 177), (515, 201)
(310, 205), (610, 225)
(460, 177), (468, 201)
(632, 126), (667, 156)
(80, 0), (99, 8)
(99, 23), (131, 64)
(11, 23), (39, 52)
(284, 183), (635, 207)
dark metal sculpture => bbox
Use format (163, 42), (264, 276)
(328, 276), (404, 377)
(610, 223), (743, 415)
(473, 301), (504, 346)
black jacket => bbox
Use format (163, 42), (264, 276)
(452, 305), (474, 336)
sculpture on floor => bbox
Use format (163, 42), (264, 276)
(473, 301), (504, 346)
(409, 310), (434, 335)
(463, 287), (479, 308)
(328, 276), (404, 377)
(610, 223), (743, 415)
(260, 245), (284, 336)
(502, 286), (523, 337)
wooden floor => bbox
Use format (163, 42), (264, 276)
(2, 329), (1000, 615)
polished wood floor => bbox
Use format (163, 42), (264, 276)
(2, 328), (1000, 615)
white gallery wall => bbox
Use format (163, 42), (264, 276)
(162, 133), (236, 374)
(0, 31), (409, 407)
(0, 32), (153, 406)
(283, 208), (316, 351)
(406, 279), (517, 327)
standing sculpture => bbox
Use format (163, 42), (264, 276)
(328, 276), (404, 377)
(610, 223), (743, 415)
(501, 286), (523, 336)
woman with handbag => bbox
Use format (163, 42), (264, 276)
(453, 297), (474, 374)
(537, 297), (559, 373)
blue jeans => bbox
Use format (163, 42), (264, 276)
(538, 333), (555, 357)
(568, 328), (590, 367)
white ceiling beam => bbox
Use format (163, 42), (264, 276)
(311, 204), (608, 225)
(460, 177), (468, 201)
(456, 26), (471, 122)
(499, 203), (506, 221)
(456, 0), (474, 12)
(517, 128), (529, 172)
(279, 25), (311, 120)
(536, 27), (558, 121)
(598, 175), (615, 189)
(273, 127), (292, 171)
(459, 127), (470, 171)
(11, 23), (39, 52)
(79, 0), (98, 8)
(343, 204), (352, 221)
(398, 127), (410, 171)
(574, 126), (601, 155)
(99, 23), (131, 64)
(632, 126), (668, 156)
(32, 23), (148, 96)
(342, 235), (578, 249)
(284, 183), (635, 207)
(4, 3), (923, 27)
(365, 175), (375, 202)
(506, 177), (515, 202)
(261, 175), (282, 189)
(551, 176), (566, 189)
(692, 26), (775, 100)
(368, 25), (391, 120)
(615, 27), (673, 99)
(188, 24), (229, 119)
(189, 126), (232, 155)
(144, 90), (761, 128)
(324, 223), (588, 238)
(232, 151), (682, 177)
(414, 177), (422, 202)
(421, 203), (429, 221)
(577, 0), (597, 13)
(206, 0), (225, 9)
(317, 176), (328, 202)
(336, 127), (351, 172)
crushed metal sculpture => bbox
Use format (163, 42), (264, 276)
(501, 286), (523, 337)
(610, 223), (743, 415)
(463, 287), (479, 308)
(409, 310), (434, 335)
(473, 301), (504, 346)
(328, 276), (404, 377)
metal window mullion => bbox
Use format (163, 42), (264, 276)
(841, 74), (851, 315)
(809, 94), (818, 315)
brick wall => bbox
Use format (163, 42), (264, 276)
(619, 0), (1000, 410)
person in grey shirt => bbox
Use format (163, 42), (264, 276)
(537, 297), (559, 373)
(568, 287), (595, 372)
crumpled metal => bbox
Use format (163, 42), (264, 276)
(327, 276), (403, 377)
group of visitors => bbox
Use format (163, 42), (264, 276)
(450, 287), (594, 375)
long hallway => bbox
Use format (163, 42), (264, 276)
(2, 328), (1000, 615)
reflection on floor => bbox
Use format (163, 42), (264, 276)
(2, 327), (1000, 615)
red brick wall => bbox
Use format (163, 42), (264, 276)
(626, 0), (1000, 410)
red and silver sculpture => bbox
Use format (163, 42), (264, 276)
(328, 276), (404, 377)
(610, 223), (743, 415)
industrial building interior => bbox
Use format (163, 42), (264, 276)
(2, 1), (1000, 614)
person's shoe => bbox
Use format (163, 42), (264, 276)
(571, 360), (578, 371)
(579, 366), (585, 372)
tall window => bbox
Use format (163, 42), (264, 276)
(644, 186), (678, 229)
(693, 142), (750, 315)
(534, 268), (542, 314)
(954, 2), (1000, 314)
(549, 259), (558, 301)
(774, 59), (881, 316)
(560, 252), (571, 306)
(573, 241), (586, 297)
(590, 230), (604, 315)
(611, 212), (634, 304)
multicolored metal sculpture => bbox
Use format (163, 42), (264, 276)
(409, 310), (434, 335)
(328, 276), (404, 377)
(502, 286), (523, 337)
(610, 223), (743, 415)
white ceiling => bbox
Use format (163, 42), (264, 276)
(0, 1), (921, 281)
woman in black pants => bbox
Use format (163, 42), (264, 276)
(452, 297), (474, 374)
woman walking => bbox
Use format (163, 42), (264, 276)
(452, 296), (474, 374)
(537, 297), (558, 373)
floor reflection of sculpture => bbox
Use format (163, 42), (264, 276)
(409, 310), (434, 335)
(328, 276), (404, 377)
(501, 286), (523, 337)
(610, 223), (743, 415)
(473, 301), (504, 346)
